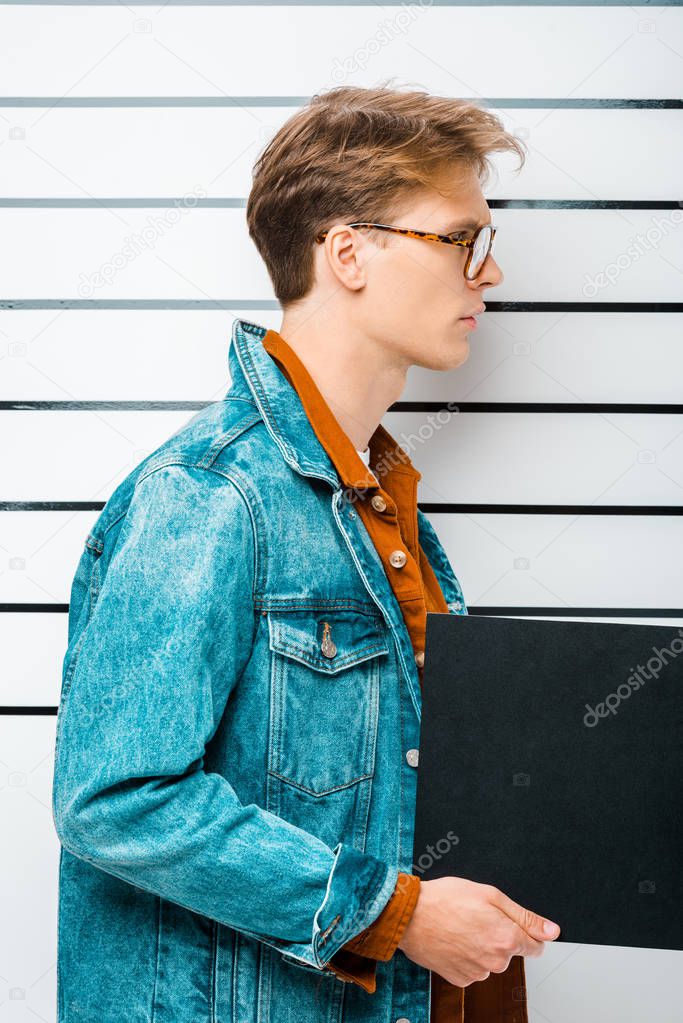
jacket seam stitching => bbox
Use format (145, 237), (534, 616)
(209, 919), (218, 1023)
(196, 409), (263, 469)
(270, 638), (388, 669)
(256, 598), (381, 614)
(202, 464), (264, 603)
(150, 896), (162, 1023)
(122, 459), (263, 609)
(266, 769), (374, 798)
(237, 333), (293, 461)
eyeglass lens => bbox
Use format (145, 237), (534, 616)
(467, 225), (493, 279)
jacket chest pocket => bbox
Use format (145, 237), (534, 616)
(266, 609), (389, 797)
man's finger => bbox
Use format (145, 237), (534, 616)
(490, 889), (561, 942)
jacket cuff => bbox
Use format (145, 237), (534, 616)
(341, 873), (420, 959)
(322, 873), (421, 993)
(273, 842), (399, 975)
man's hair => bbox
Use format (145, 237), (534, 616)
(246, 82), (527, 307)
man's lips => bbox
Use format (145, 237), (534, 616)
(458, 303), (485, 328)
(460, 304), (485, 319)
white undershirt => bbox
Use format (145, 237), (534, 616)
(356, 446), (379, 483)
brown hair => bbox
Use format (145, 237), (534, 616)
(246, 82), (526, 306)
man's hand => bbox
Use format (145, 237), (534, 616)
(397, 876), (560, 987)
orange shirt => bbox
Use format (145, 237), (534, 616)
(261, 328), (527, 1023)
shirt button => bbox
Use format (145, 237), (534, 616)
(389, 549), (407, 568)
(371, 494), (387, 512)
(414, 650), (425, 668)
(406, 749), (419, 768)
(396, 1018), (411, 1023)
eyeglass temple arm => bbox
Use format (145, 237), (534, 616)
(315, 223), (482, 248)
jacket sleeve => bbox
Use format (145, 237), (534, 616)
(324, 873), (421, 992)
(51, 461), (398, 975)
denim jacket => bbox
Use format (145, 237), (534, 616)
(51, 316), (468, 1023)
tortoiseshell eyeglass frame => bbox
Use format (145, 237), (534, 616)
(314, 221), (496, 280)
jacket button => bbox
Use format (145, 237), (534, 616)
(396, 1016), (412, 1022)
(406, 749), (419, 768)
(414, 650), (425, 668)
(371, 494), (387, 512)
(320, 622), (337, 658)
(389, 549), (407, 568)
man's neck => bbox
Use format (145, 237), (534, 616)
(276, 313), (408, 451)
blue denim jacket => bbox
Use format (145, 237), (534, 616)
(52, 316), (468, 1023)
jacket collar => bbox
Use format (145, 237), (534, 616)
(226, 317), (421, 494)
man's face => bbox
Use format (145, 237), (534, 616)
(354, 169), (504, 372)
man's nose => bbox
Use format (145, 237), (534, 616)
(470, 252), (504, 289)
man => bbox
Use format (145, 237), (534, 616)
(52, 85), (560, 1023)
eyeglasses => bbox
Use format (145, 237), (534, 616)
(314, 221), (496, 281)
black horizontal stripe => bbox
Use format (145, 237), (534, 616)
(2, 605), (680, 617)
(0, 501), (104, 511)
(0, 299), (281, 310)
(0, 198), (246, 208)
(2, 501), (682, 515)
(1, 198), (680, 210)
(398, 402), (683, 414)
(2, 400), (683, 414)
(468, 607), (683, 617)
(0, 706), (57, 715)
(491, 200), (683, 210)
(0, 97), (680, 109)
(1, 300), (681, 312)
(421, 504), (683, 515)
(1, 400), (210, 411)
(1, 603), (69, 612)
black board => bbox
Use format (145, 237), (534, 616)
(412, 613), (683, 950)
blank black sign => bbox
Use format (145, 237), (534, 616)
(412, 613), (683, 951)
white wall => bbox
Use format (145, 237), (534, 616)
(1, 3), (682, 1021)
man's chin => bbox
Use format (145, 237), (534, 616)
(413, 339), (469, 372)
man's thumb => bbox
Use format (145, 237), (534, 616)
(494, 891), (561, 941)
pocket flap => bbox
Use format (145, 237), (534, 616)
(268, 610), (389, 674)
